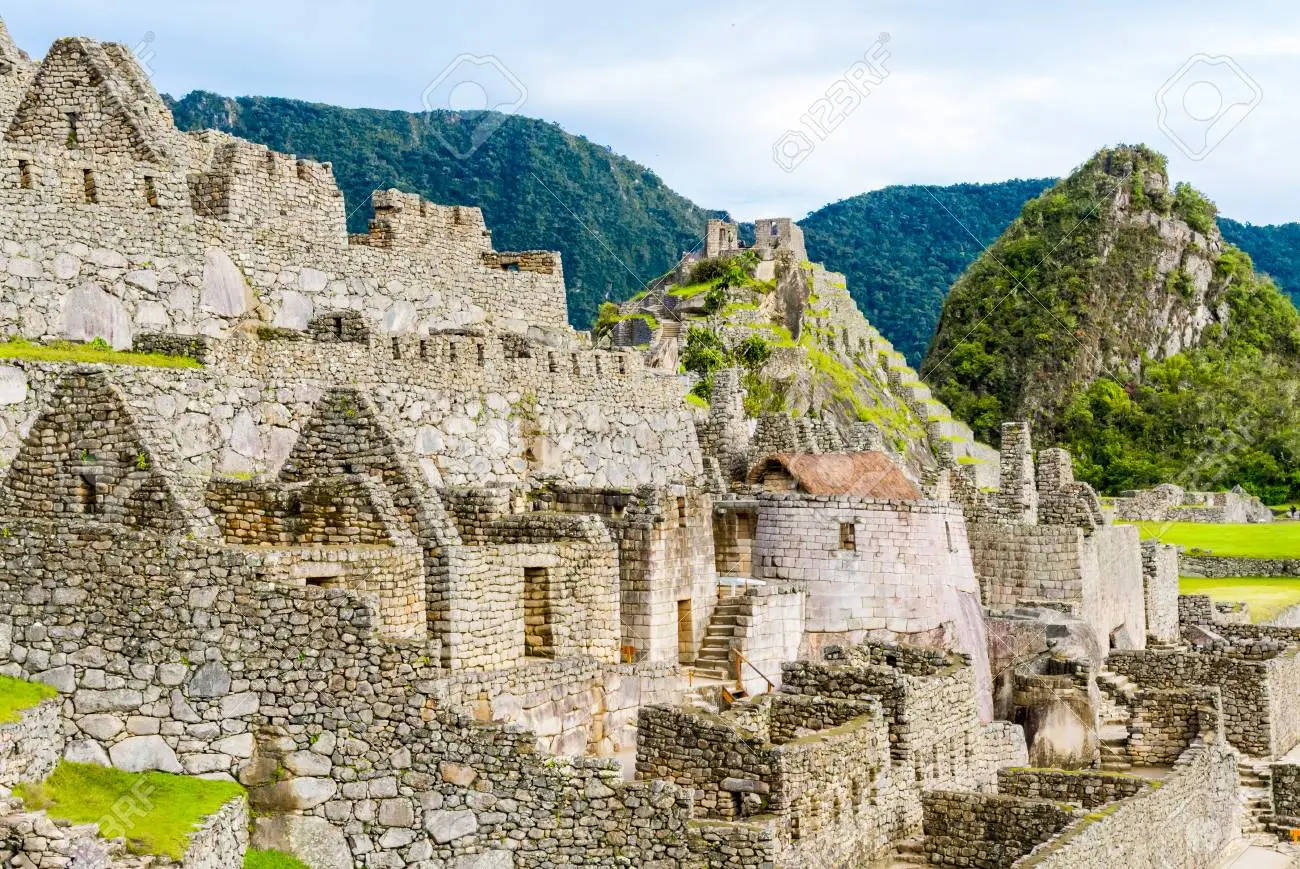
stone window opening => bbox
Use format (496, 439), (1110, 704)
(143, 175), (159, 208)
(78, 473), (99, 515)
(304, 573), (339, 589)
(523, 567), (554, 658)
(503, 262), (520, 272)
(65, 112), (79, 148)
(571, 354), (580, 375)
(838, 522), (856, 551)
(448, 343), (459, 364)
(476, 342), (486, 365)
(789, 815), (800, 841)
(418, 339), (428, 360)
(17, 160), (31, 189)
(82, 169), (98, 204)
(770, 223), (779, 236)
(547, 352), (559, 374)
(265, 153), (277, 176)
(676, 497), (687, 527)
(332, 316), (344, 338)
(391, 337), (401, 360)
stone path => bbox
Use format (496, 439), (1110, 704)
(1217, 836), (1300, 868)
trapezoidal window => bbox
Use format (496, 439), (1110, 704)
(82, 169), (98, 204)
(839, 522), (856, 551)
(17, 160), (31, 189)
(79, 473), (98, 515)
(143, 175), (159, 208)
(523, 567), (554, 658)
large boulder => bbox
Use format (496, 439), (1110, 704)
(252, 816), (350, 869)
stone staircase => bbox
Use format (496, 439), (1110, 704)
(880, 838), (929, 867)
(1240, 758), (1274, 834)
(1095, 670), (1137, 771)
(692, 596), (745, 682)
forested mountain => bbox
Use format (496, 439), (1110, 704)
(923, 145), (1300, 500)
(802, 179), (1057, 363)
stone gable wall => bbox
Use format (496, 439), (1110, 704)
(1141, 541), (1180, 643)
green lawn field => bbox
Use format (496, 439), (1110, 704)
(1180, 577), (1300, 623)
(1128, 521), (1300, 559)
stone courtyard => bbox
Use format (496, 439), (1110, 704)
(0, 15), (1296, 869)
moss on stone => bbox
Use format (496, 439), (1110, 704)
(0, 674), (56, 724)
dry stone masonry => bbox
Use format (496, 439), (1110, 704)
(0, 16), (1285, 869)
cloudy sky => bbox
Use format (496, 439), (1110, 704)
(7, 1), (1298, 224)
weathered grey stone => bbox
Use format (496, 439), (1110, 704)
(187, 661), (231, 698)
(425, 809), (477, 844)
(252, 815), (351, 869)
(202, 248), (251, 317)
(109, 735), (182, 773)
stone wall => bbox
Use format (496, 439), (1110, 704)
(731, 584), (805, 695)
(1181, 555), (1300, 578)
(1010, 742), (1239, 868)
(1140, 540), (1180, 644)
(0, 36), (577, 348)
(969, 522), (1145, 652)
(539, 485), (717, 665)
(0, 697), (61, 787)
(0, 522), (713, 867)
(1114, 483), (1272, 524)
(1125, 687), (1221, 766)
(1271, 762), (1300, 825)
(921, 790), (1077, 868)
(996, 767), (1148, 807)
(753, 492), (993, 719)
(1107, 647), (1300, 757)
(712, 499), (757, 578)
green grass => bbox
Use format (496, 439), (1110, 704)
(0, 338), (201, 369)
(1128, 521), (1300, 559)
(0, 674), (56, 724)
(1180, 577), (1300, 623)
(16, 762), (244, 858)
(245, 849), (311, 869)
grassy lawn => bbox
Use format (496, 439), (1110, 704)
(0, 338), (200, 369)
(16, 762), (244, 858)
(1180, 577), (1300, 623)
(1128, 520), (1300, 559)
(245, 850), (310, 869)
(0, 674), (56, 723)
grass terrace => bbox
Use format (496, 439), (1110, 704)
(1180, 577), (1300, 623)
(0, 674), (56, 723)
(0, 338), (201, 369)
(1128, 520), (1300, 559)
(245, 850), (311, 869)
(16, 762), (244, 858)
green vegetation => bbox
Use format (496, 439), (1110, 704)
(0, 338), (201, 369)
(1129, 521), (1300, 559)
(1219, 218), (1300, 309)
(169, 92), (727, 331)
(923, 145), (1300, 500)
(0, 674), (56, 723)
(245, 849), (311, 869)
(1180, 577), (1300, 623)
(801, 178), (1056, 363)
(16, 762), (244, 858)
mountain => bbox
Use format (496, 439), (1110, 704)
(168, 92), (722, 330)
(922, 144), (1300, 501)
(1218, 218), (1300, 307)
(802, 179), (1057, 364)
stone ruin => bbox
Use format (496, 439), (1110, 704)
(1111, 481), (1273, 524)
(0, 17), (1289, 869)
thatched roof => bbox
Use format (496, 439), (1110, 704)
(747, 452), (920, 499)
